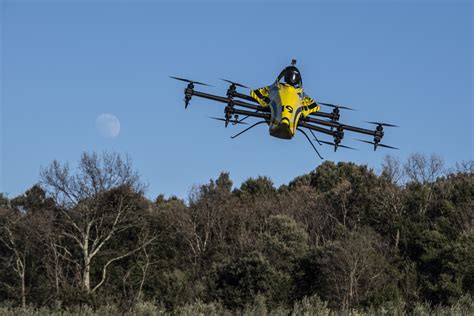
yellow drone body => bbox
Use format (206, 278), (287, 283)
(251, 80), (320, 139)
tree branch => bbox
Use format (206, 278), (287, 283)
(91, 236), (157, 293)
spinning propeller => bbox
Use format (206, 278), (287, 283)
(365, 121), (399, 128)
(220, 79), (249, 89)
(316, 102), (355, 128)
(318, 102), (356, 111)
(356, 139), (399, 151)
(169, 76), (212, 87)
(169, 76), (212, 109)
(210, 115), (248, 126)
(356, 121), (399, 151)
(319, 140), (357, 151)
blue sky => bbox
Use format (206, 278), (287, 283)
(1, 0), (472, 200)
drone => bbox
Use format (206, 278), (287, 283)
(171, 60), (398, 159)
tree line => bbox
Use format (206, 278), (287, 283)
(0, 152), (472, 313)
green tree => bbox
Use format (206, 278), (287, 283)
(211, 252), (279, 309)
(262, 214), (308, 270)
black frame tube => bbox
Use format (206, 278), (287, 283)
(233, 91), (259, 103)
(311, 112), (335, 119)
(299, 121), (336, 137)
(191, 90), (264, 111)
(301, 117), (376, 136)
(230, 108), (271, 120)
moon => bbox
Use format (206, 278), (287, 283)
(96, 113), (121, 138)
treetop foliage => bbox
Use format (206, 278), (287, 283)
(0, 152), (472, 314)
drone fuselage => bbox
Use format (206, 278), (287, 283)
(267, 83), (305, 140)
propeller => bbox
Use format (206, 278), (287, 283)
(365, 121), (399, 128)
(169, 76), (212, 87)
(318, 102), (356, 111)
(319, 140), (357, 151)
(356, 139), (399, 151)
(220, 79), (249, 89)
(170, 76), (212, 109)
(209, 117), (248, 126)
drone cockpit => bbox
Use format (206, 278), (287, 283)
(277, 60), (303, 88)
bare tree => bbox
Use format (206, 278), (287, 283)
(403, 153), (445, 215)
(134, 223), (164, 303)
(40, 151), (154, 293)
(374, 181), (405, 248)
(171, 174), (234, 270)
(381, 154), (403, 184)
(0, 208), (30, 308)
(453, 160), (474, 174)
(403, 153), (444, 184)
(320, 228), (389, 309)
(175, 185), (221, 268)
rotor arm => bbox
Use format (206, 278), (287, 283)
(220, 79), (258, 104)
(232, 91), (260, 104)
(298, 121), (338, 137)
(189, 89), (266, 112)
(299, 121), (348, 152)
(302, 117), (378, 137)
(301, 117), (397, 151)
(310, 111), (337, 120)
(308, 102), (354, 122)
(230, 108), (271, 120)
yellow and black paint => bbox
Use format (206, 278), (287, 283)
(250, 82), (320, 139)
